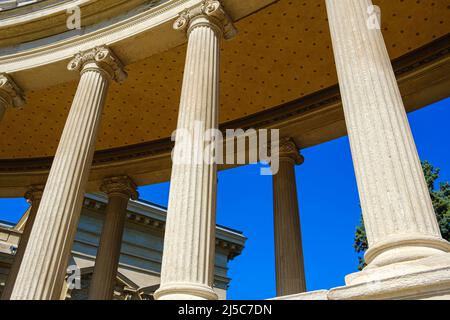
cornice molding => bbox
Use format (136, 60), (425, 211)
(0, 0), (268, 82)
(0, 0), (88, 24)
(82, 195), (245, 259)
(0, 0), (198, 73)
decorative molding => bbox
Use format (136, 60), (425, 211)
(68, 46), (127, 82)
(0, 34), (448, 173)
(100, 175), (138, 200)
(277, 137), (304, 165)
(24, 184), (45, 203)
(82, 196), (245, 260)
(173, 0), (236, 39)
(215, 238), (241, 260)
(0, 0), (44, 12)
(0, 0), (194, 73)
(0, 73), (25, 108)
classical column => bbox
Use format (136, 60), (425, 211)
(326, 0), (450, 271)
(273, 138), (306, 296)
(88, 176), (138, 300)
(1, 185), (44, 300)
(0, 73), (25, 121)
(10, 47), (126, 300)
(154, 0), (236, 300)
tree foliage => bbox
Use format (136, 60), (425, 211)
(354, 161), (450, 270)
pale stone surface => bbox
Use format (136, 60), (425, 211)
(329, 254), (450, 300)
(154, 1), (235, 301)
(326, 0), (450, 277)
(10, 47), (125, 300)
(88, 176), (138, 300)
(0, 73), (25, 121)
(269, 290), (329, 301)
(272, 254), (450, 300)
(1, 185), (44, 300)
(273, 138), (306, 296)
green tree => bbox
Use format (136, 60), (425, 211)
(354, 161), (450, 270)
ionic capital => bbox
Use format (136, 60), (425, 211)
(100, 176), (139, 200)
(24, 185), (45, 204)
(67, 46), (127, 82)
(173, 0), (237, 40)
(0, 73), (25, 109)
(277, 138), (304, 165)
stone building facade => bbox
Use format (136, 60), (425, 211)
(0, 194), (246, 300)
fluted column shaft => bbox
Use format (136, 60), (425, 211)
(273, 139), (306, 296)
(88, 176), (138, 300)
(157, 17), (220, 301)
(326, 0), (450, 270)
(1, 186), (44, 300)
(154, 1), (236, 301)
(10, 47), (126, 300)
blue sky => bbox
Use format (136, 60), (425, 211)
(0, 97), (449, 300)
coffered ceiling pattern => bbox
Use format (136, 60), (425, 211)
(0, 0), (448, 159)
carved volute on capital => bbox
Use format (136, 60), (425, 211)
(277, 138), (304, 165)
(0, 73), (26, 109)
(173, 0), (237, 40)
(67, 46), (127, 82)
(24, 185), (45, 204)
(100, 176), (139, 200)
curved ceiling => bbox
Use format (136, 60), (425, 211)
(0, 0), (449, 159)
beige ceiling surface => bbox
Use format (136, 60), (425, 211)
(1, 0), (449, 159)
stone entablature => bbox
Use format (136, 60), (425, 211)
(83, 193), (246, 261)
(0, 0), (271, 79)
(0, 1), (164, 47)
(0, 22), (448, 200)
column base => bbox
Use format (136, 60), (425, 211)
(326, 253), (450, 300)
(154, 283), (218, 300)
(346, 251), (450, 286)
(364, 234), (450, 268)
(271, 254), (450, 300)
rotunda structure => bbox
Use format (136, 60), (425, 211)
(0, 0), (449, 300)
